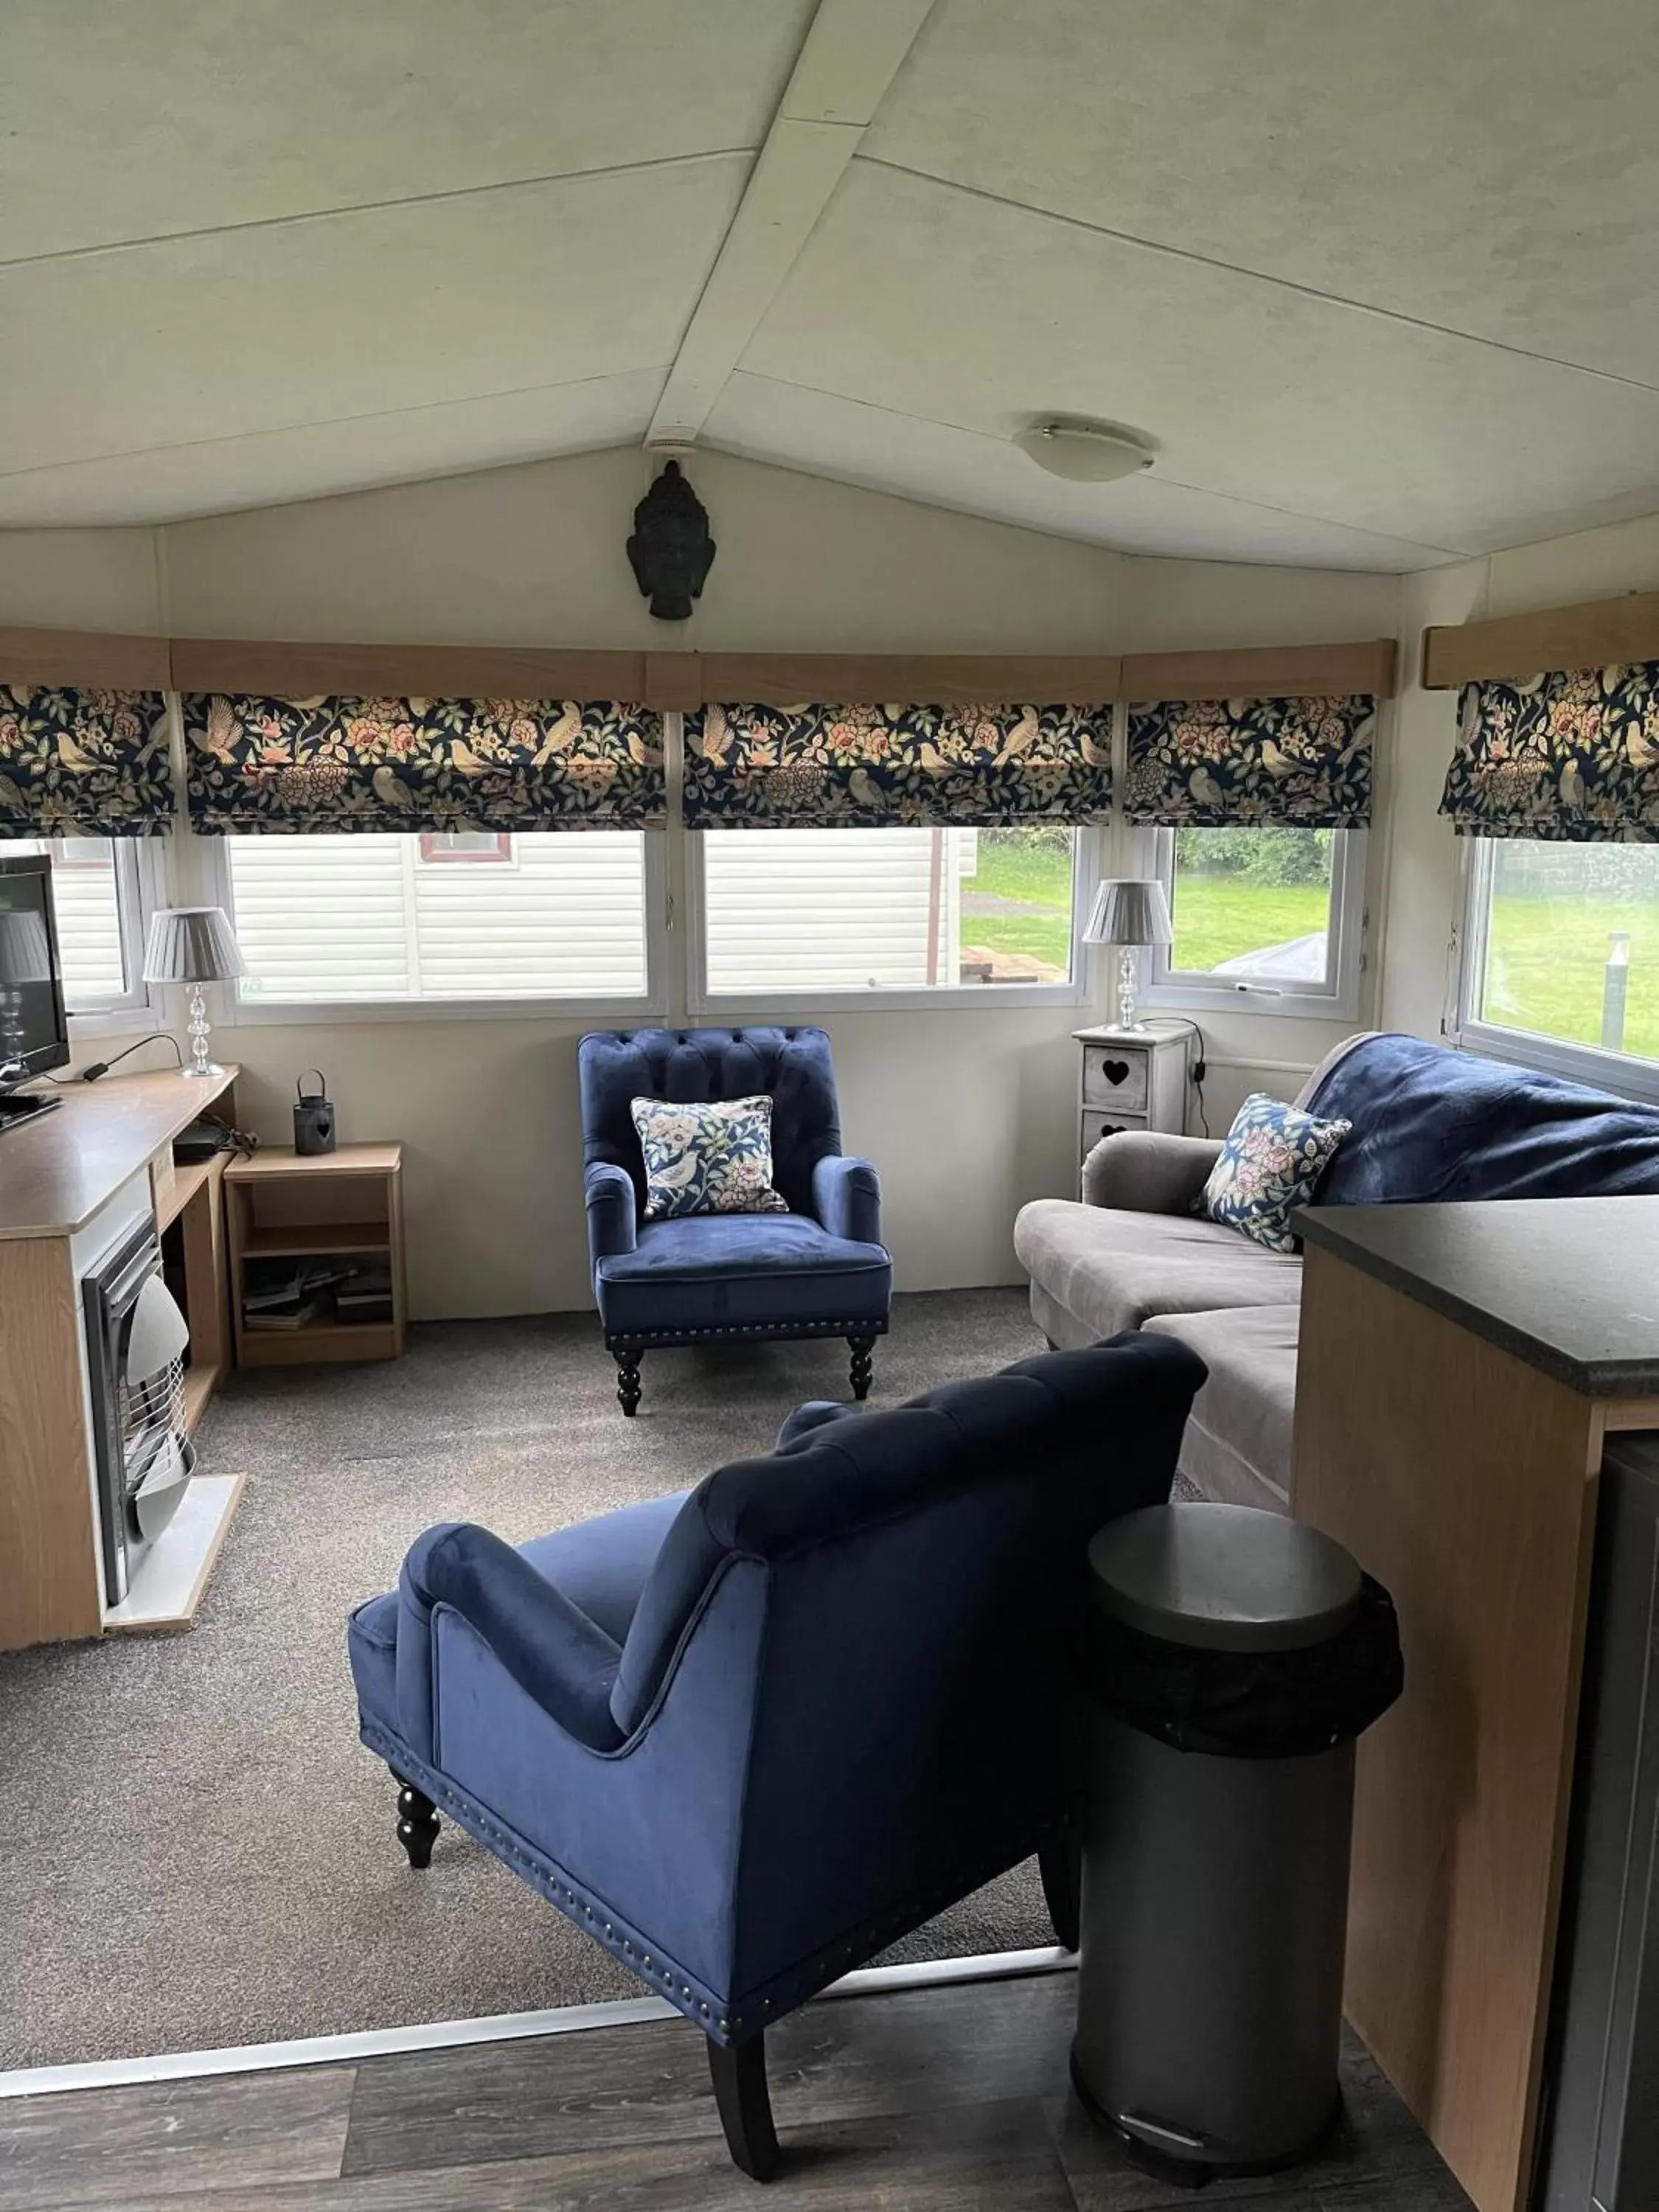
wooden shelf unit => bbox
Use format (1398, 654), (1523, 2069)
(225, 1144), (406, 1368)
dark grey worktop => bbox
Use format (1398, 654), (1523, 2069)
(1295, 1197), (1659, 1397)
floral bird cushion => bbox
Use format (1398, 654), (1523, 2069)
(1200, 1093), (1352, 1253)
(630, 1095), (790, 1222)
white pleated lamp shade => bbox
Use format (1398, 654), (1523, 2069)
(142, 906), (246, 984)
(1082, 877), (1174, 949)
(0, 908), (53, 985)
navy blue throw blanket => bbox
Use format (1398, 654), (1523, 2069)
(1304, 1033), (1659, 1206)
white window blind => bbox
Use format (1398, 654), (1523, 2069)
(226, 832), (648, 1003)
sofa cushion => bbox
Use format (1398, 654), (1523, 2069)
(1013, 1198), (1302, 1338)
(1200, 1093), (1352, 1253)
(1144, 1305), (1299, 1514)
(630, 1093), (789, 1221)
(594, 1211), (891, 1340)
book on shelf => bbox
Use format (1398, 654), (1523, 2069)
(243, 1298), (327, 1333)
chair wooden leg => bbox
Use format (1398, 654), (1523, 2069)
(616, 1350), (642, 1416)
(1038, 1829), (1081, 1952)
(847, 1334), (875, 1401)
(394, 1778), (439, 1870)
(708, 2031), (780, 2182)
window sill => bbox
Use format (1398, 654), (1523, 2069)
(67, 1001), (159, 1043)
(1453, 1020), (1659, 1107)
(1144, 979), (1360, 1023)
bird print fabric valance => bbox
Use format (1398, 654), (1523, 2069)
(182, 695), (666, 833)
(681, 701), (1115, 828)
(1124, 695), (1374, 829)
(0, 686), (173, 835)
(1439, 666), (1659, 840)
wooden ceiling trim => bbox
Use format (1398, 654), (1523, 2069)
(1121, 637), (1398, 703)
(695, 653), (1124, 706)
(0, 625), (173, 690)
(167, 639), (650, 701)
(1422, 592), (1659, 690)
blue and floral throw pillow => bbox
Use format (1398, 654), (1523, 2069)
(630, 1095), (790, 1222)
(1200, 1093), (1352, 1253)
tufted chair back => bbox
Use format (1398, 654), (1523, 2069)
(578, 1026), (844, 1220)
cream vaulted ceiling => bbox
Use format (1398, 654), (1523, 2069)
(4, 0), (1658, 567)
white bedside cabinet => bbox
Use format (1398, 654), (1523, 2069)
(1074, 1023), (1191, 1178)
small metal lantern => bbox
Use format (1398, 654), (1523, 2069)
(293, 1070), (336, 1155)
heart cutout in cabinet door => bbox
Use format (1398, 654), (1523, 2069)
(1100, 1058), (1131, 1086)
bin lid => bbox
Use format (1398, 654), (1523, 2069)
(1086, 1502), (1363, 1652)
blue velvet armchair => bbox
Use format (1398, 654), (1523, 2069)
(578, 1026), (891, 1414)
(347, 1333), (1205, 2180)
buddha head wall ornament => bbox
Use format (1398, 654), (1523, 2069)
(627, 460), (716, 621)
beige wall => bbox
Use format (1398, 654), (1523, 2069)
(7, 448), (1408, 1315)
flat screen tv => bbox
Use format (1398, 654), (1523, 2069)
(0, 852), (70, 1091)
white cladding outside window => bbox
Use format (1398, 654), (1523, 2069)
(225, 832), (650, 1002)
(0, 835), (145, 1013)
(700, 826), (1079, 995)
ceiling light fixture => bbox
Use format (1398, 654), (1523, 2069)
(1015, 418), (1154, 484)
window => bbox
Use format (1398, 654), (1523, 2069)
(1146, 826), (1366, 1018)
(1461, 839), (1659, 1081)
(0, 835), (149, 1016)
(417, 831), (515, 865)
(223, 832), (653, 1005)
(698, 826), (1082, 998)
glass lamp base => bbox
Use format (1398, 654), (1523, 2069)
(1116, 945), (1145, 1032)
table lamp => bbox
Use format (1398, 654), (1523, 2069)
(143, 907), (246, 1079)
(1082, 877), (1173, 1032)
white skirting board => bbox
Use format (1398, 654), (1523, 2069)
(0, 1947), (1076, 2100)
(102, 1472), (246, 1633)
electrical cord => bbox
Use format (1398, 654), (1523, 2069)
(50, 1032), (184, 1083)
(1131, 1015), (1209, 1136)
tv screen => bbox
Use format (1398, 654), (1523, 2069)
(0, 854), (69, 1086)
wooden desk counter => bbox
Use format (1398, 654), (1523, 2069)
(1292, 1199), (1658, 2212)
(0, 1064), (238, 1239)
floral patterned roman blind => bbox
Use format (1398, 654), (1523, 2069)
(681, 701), (1114, 828)
(1124, 695), (1375, 827)
(0, 686), (173, 835)
(182, 695), (666, 833)
(1439, 665), (1659, 840)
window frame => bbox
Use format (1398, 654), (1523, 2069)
(209, 830), (670, 1026)
(1139, 824), (1368, 1023)
(686, 823), (1099, 1017)
(1453, 833), (1659, 1106)
(0, 834), (160, 1032)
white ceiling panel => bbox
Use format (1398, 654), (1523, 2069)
(0, 369), (667, 528)
(743, 163), (1659, 554)
(0, 159), (746, 479)
(705, 372), (1450, 570)
(867, 0), (1659, 386)
(1, 1), (810, 261)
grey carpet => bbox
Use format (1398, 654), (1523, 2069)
(0, 1289), (1080, 2070)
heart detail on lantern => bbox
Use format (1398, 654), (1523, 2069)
(1100, 1058), (1131, 1085)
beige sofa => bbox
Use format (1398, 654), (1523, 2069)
(1013, 1041), (1362, 1513)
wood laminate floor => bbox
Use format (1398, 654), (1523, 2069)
(0, 1972), (1472, 2211)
